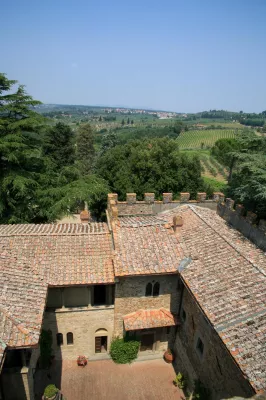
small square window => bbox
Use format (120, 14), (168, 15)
(196, 337), (204, 356)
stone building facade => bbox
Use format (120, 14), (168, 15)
(174, 286), (254, 400)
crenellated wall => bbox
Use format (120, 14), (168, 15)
(217, 199), (266, 251)
(107, 192), (225, 219)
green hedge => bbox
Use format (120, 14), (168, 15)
(110, 337), (140, 364)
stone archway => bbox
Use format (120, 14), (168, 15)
(95, 328), (108, 353)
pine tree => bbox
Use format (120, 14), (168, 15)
(76, 123), (95, 174)
(43, 122), (75, 167)
(127, 117), (130, 124)
(0, 73), (44, 223)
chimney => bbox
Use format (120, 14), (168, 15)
(173, 215), (183, 231)
(80, 210), (90, 223)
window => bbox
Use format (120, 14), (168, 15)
(56, 333), (63, 346)
(67, 332), (73, 345)
(145, 283), (152, 297)
(93, 285), (106, 305)
(196, 337), (204, 356)
(153, 282), (160, 297)
(145, 282), (160, 297)
(181, 309), (186, 322)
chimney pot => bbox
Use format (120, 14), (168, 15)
(80, 210), (90, 223)
(173, 215), (183, 231)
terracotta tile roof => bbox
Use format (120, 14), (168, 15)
(123, 308), (179, 331)
(0, 222), (108, 236)
(0, 222), (114, 366)
(158, 205), (266, 393)
(113, 216), (184, 276)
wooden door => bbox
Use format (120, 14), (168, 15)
(95, 336), (101, 353)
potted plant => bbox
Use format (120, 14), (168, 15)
(164, 348), (174, 363)
(77, 355), (87, 367)
(43, 384), (59, 400)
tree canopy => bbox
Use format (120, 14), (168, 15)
(0, 73), (44, 222)
(96, 137), (204, 199)
(212, 132), (266, 218)
(0, 73), (109, 223)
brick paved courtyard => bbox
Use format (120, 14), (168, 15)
(35, 359), (184, 400)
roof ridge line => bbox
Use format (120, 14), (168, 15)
(0, 231), (109, 237)
(189, 205), (266, 278)
(0, 307), (31, 337)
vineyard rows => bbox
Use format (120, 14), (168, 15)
(200, 155), (228, 181)
(177, 129), (236, 149)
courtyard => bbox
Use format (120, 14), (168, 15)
(34, 359), (184, 400)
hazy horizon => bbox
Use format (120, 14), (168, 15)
(1, 0), (266, 113)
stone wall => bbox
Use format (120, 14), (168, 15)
(114, 274), (181, 337)
(42, 307), (114, 360)
(217, 201), (266, 251)
(173, 287), (254, 400)
(107, 192), (224, 219)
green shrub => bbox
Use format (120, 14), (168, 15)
(173, 372), (186, 389)
(44, 384), (58, 398)
(110, 337), (140, 364)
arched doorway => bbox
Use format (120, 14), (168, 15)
(95, 328), (108, 353)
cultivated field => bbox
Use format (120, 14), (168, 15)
(177, 129), (236, 149)
(182, 149), (229, 184)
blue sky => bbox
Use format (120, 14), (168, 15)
(1, 0), (266, 112)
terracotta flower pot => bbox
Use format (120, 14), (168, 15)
(164, 350), (174, 363)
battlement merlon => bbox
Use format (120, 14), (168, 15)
(107, 192), (225, 219)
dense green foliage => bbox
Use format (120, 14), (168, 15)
(97, 138), (204, 199)
(114, 125), (182, 144)
(44, 384), (58, 398)
(76, 123), (95, 173)
(0, 73), (109, 223)
(43, 122), (75, 166)
(0, 73), (44, 222)
(212, 133), (266, 218)
(202, 177), (227, 197)
(110, 337), (140, 364)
